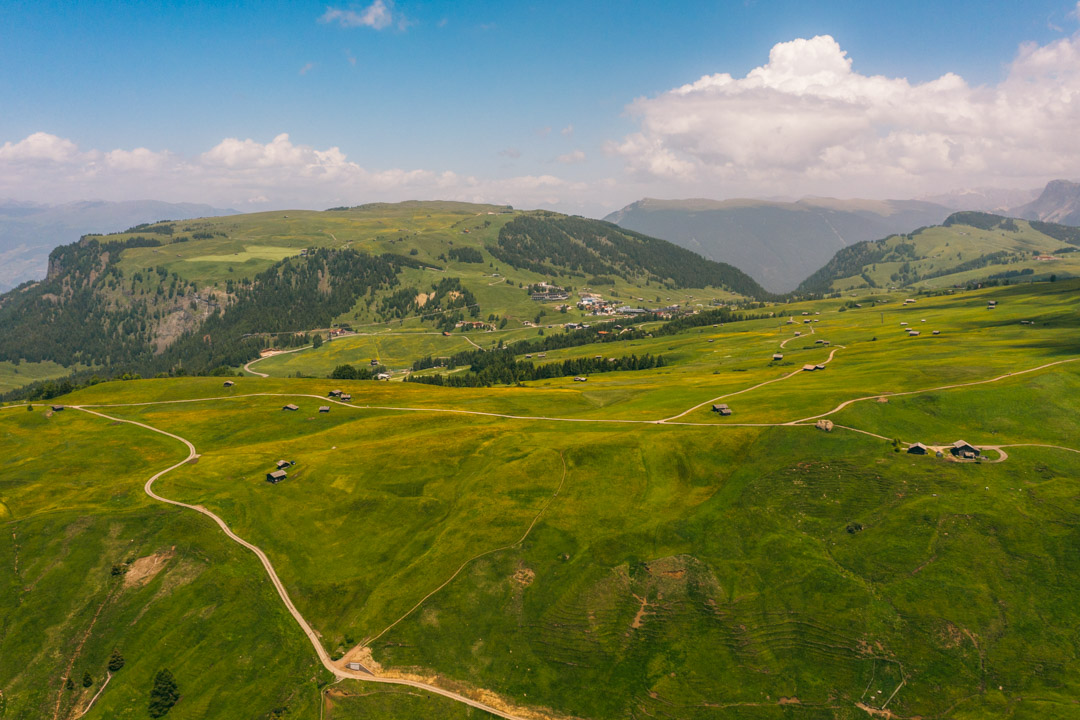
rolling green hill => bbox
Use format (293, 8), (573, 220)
(798, 212), (1080, 295)
(0, 202), (766, 396)
(605, 196), (951, 292)
(3, 277), (1080, 719)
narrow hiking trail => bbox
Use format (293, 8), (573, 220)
(365, 451), (568, 646)
(788, 357), (1080, 425)
(779, 322), (815, 348)
(244, 345), (313, 377)
(72, 405), (536, 720)
(661, 345), (845, 422)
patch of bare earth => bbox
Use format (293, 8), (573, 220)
(338, 645), (383, 673)
(123, 548), (175, 589)
(512, 565), (535, 587)
(339, 649), (582, 720)
(940, 622), (964, 649)
(415, 292), (431, 307)
(855, 702), (922, 719)
(630, 594), (650, 630)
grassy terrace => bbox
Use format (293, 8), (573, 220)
(3, 279), (1080, 719)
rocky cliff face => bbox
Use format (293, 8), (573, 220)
(1014, 180), (1080, 226)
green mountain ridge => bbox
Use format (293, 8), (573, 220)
(797, 211), (1080, 294)
(0, 202), (766, 395)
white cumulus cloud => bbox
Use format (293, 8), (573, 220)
(611, 31), (1080, 197)
(0, 131), (587, 212)
(0, 132), (82, 163)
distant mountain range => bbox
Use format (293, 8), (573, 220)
(1013, 180), (1080, 226)
(915, 186), (1040, 213)
(605, 197), (952, 292)
(0, 199), (238, 292)
(605, 180), (1080, 293)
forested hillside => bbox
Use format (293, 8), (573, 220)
(491, 213), (773, 299)
(0, 243), (410, 381)
(0, 202), (765, 397)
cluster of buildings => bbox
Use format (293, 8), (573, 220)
(575, 292), (684, 318)
(267, 458), (294, 483)
(529, 282), (570, 302)
(455, 320), (495, 331)
(907, 440), (982, 461)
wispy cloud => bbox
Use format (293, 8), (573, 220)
(299, 62), (316, 75)
(561, 124), (574, 137)
(320, 1), (395, 30)
(345, 50), (357, 66)
(535, 126), (552, 138)
(557, 149), (586, 164)
(498, 147), (521, 159)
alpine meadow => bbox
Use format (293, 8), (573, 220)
(4, 2), (1080, 720)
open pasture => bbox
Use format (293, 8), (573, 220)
(5, 278), (1080, 719)
(0, 405), (329, 720)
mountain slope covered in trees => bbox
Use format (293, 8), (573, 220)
(490, 213), (772, 299)
(0, 202), (763, 396)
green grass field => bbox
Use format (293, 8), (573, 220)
(0, 359), (80, 394)
(4, 278), (1080, 719)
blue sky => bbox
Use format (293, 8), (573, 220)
(2, 0), (1080, 214)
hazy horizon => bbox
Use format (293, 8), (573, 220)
(4, 1), (1080, 217)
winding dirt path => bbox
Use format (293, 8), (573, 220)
(661, 346), (844, 423)
(788, 357), (1080, 425)
(73, 671), (111, 719)
(244, 345), (313, 377)
(72, 406), (534, 720)
(778, 322), (815, 349)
